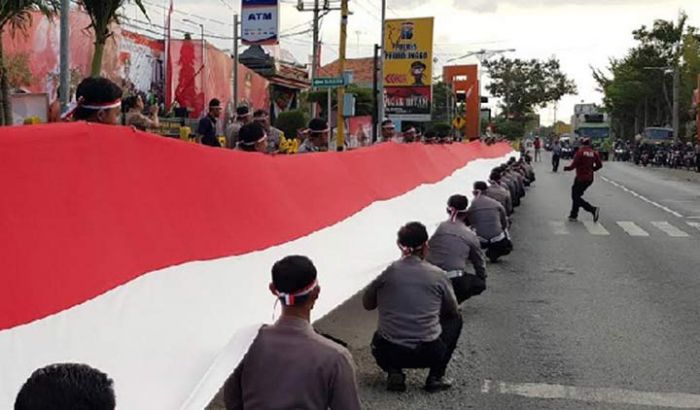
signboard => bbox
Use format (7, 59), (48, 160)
(452, 117), (466, 130)
(241, 0), (279, 46)
(312, 77), (345, 88)
(383, 17), (434, 121)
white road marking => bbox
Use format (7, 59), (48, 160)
(549, 221), (570, 235)
(481, 380), (700, 408)
(601, 176), (684, 218)
(617, 221), (650, 237)
(582, 221), (610, 236)
(651, 221), (690, 238)
(687, 221), (700, 231)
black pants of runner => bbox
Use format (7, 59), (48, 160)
(371, 315), (463, 379)
(570, 179), (595, 218)
(552, 154), (561, 172)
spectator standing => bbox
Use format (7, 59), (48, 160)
(551, 138), (562, 172)
(534, 136), (542, 162)
(253, 109), (283, 153)
(379, 119), (396, 143)
(298, 118), (329, 153)
(197, 99), (223, 147)
(124, 95), (159, 131)
(223, 256), (361, 410)
(225, 106), (253, 149)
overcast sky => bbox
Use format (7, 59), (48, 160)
(130, 0), (700, 125)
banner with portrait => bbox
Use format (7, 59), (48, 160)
(383, 17), (434, 121)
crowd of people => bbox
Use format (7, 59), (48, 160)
(58, 76), (504, 153)
(12, 146), (537, 408)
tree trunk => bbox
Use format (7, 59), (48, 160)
(90, 40), (106, 77)
(0, 33), (11, 126)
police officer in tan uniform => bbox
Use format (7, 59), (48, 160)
(224, 255), (361, 410)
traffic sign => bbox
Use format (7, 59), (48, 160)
(452, 117), (466, 130)
(312, 77), (346, 88)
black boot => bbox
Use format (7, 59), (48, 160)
(386, 371), (406, 392)
(424, 375), (453, 392)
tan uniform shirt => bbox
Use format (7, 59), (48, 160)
(224, 317), (361, 410)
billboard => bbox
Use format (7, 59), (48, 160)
(241, 0), (279, 46)
(383, 17), (434, 121)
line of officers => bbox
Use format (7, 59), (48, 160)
(222, 156), (536, 409)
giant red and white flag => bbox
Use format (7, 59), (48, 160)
(0, 123), (513, 408)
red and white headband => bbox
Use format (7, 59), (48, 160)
(273, 280), (319, 306)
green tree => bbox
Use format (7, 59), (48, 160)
(593, 11), (699, 139)
(274, 110), (308, 140)
(0, 0), (57, 125)
(431, 81), (450, 123)
(78, 0), (148, 77)
(307, 85), (373, 118)
(484, 57), (577, 121)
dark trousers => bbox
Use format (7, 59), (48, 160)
(371, 315), (463, 379)
(570, 179), (595, 218)
(696, 154), (700, 172)
(481, 237), (513, 262)
(451, 275), (486, 304)
(552, 154), (561, 172)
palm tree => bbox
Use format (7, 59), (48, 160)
(78, 0), (148, 77)
(0, 0), (57, 125)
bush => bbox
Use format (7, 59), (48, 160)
(429, 122), (452, 137)
(275, 110), (308, 139)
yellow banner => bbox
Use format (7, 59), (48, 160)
(383, 17), (434, 88)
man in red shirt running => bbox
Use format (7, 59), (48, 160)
(564, 138), (602, 222)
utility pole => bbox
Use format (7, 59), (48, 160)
(378, 0), (386, 137)
(311, 0), (320, 117)
(59, 0), (70, 110)
(372, 43), (380, 143)
(336, 0), (348, 150)
(233, 14), (239, 109)
(297, 0), (340, 118)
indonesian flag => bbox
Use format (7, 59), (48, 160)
(0, 123), (513, 409)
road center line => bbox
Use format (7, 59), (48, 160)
(481, 380), (700, 408)
(601, 176), (684, 218)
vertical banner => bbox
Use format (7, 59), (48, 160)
(241, 0), (279, 46)
(383, 17), (434, 122)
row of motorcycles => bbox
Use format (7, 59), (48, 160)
(629, 143), (699, 170)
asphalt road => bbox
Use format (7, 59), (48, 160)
(313, 153), (700, 409)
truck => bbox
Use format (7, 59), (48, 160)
(571, 104), (612, 160)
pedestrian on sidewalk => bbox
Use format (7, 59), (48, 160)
(564, 137), (602, 222)
(363, 222), (462, 393)
(552, 138), (562, 172)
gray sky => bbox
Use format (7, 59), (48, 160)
(131, 0), (700, 125)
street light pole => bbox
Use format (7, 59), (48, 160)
(336, 0), (348, 150)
